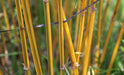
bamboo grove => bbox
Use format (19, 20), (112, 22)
(0, 0), (124, 75)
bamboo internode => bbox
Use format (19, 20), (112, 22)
(43, 0), (54, 75)
(58, 0), (65, 75)
(94, 0), (103, 73)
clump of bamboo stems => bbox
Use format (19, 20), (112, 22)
(75, 0), (87, 73)
(43, 0), (54, 75)
(56, 0), (78, 74)
(81, 0), (92, 53)
(62, 6), (78, 75)
(0, 0), (11, 41)
(106, 22), (124, 75)
(94, 0), (103, 72)
(15, 0), (30, 74)
(100, 0), (121, 65)
(58, 0), (65, 74)
(21, 0), (43, 74)
(82, 0), (97, 75)
(76, 0), (87, 63)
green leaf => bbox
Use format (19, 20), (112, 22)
(0, 52), (21, 57)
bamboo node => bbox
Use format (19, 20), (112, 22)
(81, 14), (86, 16)
(95, 45), (99, 50)
(91, 7), (96, 11)
(0, 13), (4, 18)
(22, 63), (30, 71)
(24, 66), (30, 71)
(43, 0), (48, 2)
(75, 52), (83, 55)
(60, 65), (65, 70)
(75, 52), (84, 58)
(60, 67), (65, 70)
(72, 62), (80, 69)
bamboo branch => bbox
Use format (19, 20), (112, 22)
(76, 0), (87, 63)
(82, 0), (97, 75)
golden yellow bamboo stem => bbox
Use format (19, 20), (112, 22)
(106, 22), (124, 75)
(64, 0), (69, 16)
(68, 0), (74, 33)
(52, 31), (59, 50)
(0, 0), (11, 41)
(51, 0), (59, 51)
(58, 0), (65, 74)
(43, 0), (54, 75)
(15, 0), (30, 75)
(52, 29), (59, 50)
(0, 17), (7, 53)
(74, 0), (81, 49)
(101, 0), (111, 34)
(82, 0), (96, 75)
(94, 0), (103, 72)
(21, 0), (43, 74)
(0, 44), (5, 73)
(0, 15), (5, 67)
(64, 45), (69, 62)
(100, 0), (121, 65)
(0, 69), (3, 75)
(55, 47), (60, 64)
(51, 0), (57, 22)
(34, 0), (41, 59)
(76, 0), (87, 63)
